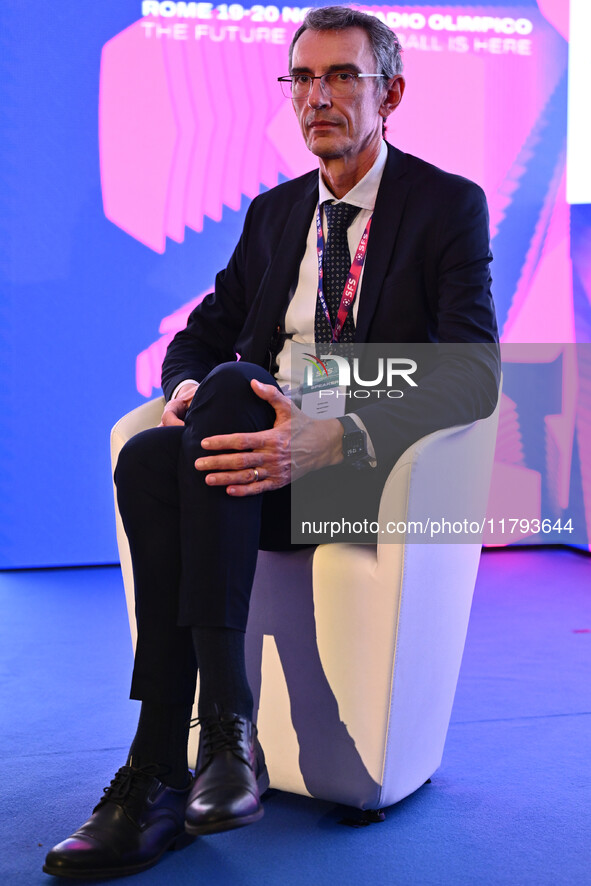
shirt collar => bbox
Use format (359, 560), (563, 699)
(318, 139), (388, 211)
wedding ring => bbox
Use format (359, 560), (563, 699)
(252, 468), (259, 483)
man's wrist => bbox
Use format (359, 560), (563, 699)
(319, 418), (345, 467)
(170, 379), (199, 401)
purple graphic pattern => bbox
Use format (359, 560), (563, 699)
(99, 5), (591, 548)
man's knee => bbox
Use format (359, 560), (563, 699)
(114, 427), (183, 491)
(185, 362), (279, 434)
(199, 362), (277, 399)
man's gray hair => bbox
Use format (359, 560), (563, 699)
(288, 6), (403, 78)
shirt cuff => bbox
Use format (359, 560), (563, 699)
(170, 379), (200, 401)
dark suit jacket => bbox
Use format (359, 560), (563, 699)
(162, 143), (500, 475)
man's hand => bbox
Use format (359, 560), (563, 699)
(194, 379), (344, 496)
(159, 383), (198, 427)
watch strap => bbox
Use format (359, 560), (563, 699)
(337, 415), (360, 437)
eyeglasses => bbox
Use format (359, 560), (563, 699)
(278, 72), (384, 100)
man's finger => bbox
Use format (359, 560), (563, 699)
(160, 412), (185, 427)
(251, 379), (290, 412)
(195, 453), (263, 471)
(201, 430), (267, 451)
(204, 468), (262, 486)
(226, 478), (274, 497)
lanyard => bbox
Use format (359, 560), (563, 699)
(315, 205), (373, 343)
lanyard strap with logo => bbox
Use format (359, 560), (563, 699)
(315, 205), (373, 343)
(301, 205), (373, 420)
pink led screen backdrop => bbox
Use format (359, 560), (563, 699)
(98, 3), (575, 365)
(97, 2), (591, 548)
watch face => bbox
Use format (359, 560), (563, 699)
(344, 429), (365, 459)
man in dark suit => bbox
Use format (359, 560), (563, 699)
(45, 6), (499, 880)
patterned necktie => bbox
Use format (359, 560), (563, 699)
(314, 201), (361, 344)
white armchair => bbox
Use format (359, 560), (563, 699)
(111, 393), (499, 812)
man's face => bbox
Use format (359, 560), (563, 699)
(290, 27), (388, 163)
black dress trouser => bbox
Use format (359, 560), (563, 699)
(114, 362), (293, 706)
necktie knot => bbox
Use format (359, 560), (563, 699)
(324, 201), (360, 232)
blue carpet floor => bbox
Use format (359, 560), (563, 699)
(1, 548), (590, 885)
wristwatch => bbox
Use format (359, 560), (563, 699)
(337, 415), (371, 469)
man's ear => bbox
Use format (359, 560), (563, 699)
(380, 75), (405, 120)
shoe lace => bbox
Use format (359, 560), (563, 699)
(193, 714), (247, 764)
(93, 764), (160, 814)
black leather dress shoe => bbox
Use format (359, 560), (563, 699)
(43, 765), (194, 879)
(185, 712), (269, 835)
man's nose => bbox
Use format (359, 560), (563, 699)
(307, 78), (330, 109)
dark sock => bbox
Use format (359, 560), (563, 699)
(191, 626), (253, 720)
(127, 701), (193, 788)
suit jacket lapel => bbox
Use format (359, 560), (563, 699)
(355, 144), (412, 343)
(248, 174), (318, 364)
